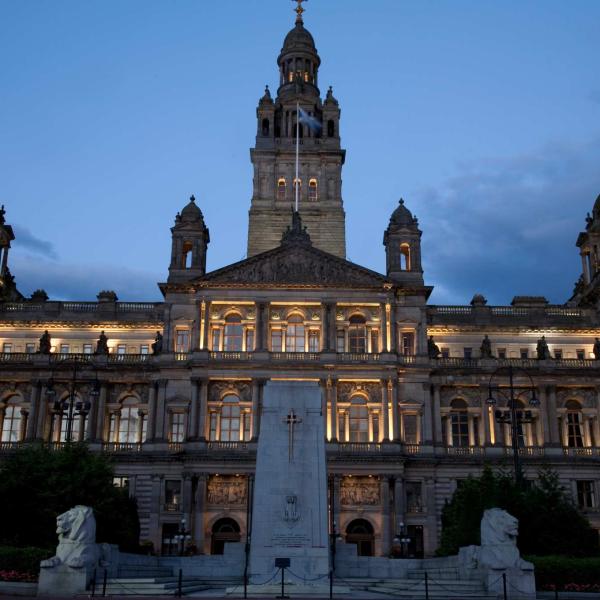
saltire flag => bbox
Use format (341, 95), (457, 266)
(298, 107), (322, 133)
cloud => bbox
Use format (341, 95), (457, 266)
(12, 225), (58, 260)
(417, 137), (600, 305)
(12, 255), (163, 301)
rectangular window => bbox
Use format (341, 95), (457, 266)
(164, 480), (181, 510)
(554, 349), (563, 359)
(209, 412), (218, 441)
(211, 329), (221, 351)
(243, 411), (251, 441)
(441, 347), (450, 358)
(60, 344), (69, 354)
(520, 348), (529, 359)
(170, 413), (185, 443)
(372, 413), (379, 443)
(401, 332), (414, 356)
(576, 480), (596, 509)
(371, 329), (379, 354)
(271, 329), (282, 352)
(308, 330), (320, 352)
(497, 348), (507, 359)
(464, 347), (472, 359)
(403, 414), (418, 444)
(2, 343), (12, 354)
(140, 344), (149, 355)
(577, 349), (586, 360)
(338, 412), (346, 442)
(336, 330), (345, 353)
(117, 344), (126, 355)
(245, 329), (254, 352)
(175, 329), (190, 353)
(25, 343), (35, 354)
(451, 412), (469, 447)
(83, 344), (93, 354)
(567, 413), (584, 448)
(405, 481), (423, 513)
(113, 476), (130, 489)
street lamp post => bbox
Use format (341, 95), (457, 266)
(391, 522), (411, 558)
(46, 362), (100, 443)
(486, 365), (539, 485)
(175, 517), (191, 556)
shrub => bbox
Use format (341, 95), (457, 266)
(0, 546), (53, 579)
(527, 555), (600, 590)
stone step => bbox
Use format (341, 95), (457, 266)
(367, 586), (495, 599)
(102, 578), (210, 596)
(407, 568), (460, 580)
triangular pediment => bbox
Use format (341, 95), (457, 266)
(198, 243), (389, 287)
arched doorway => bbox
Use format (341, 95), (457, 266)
(210, 518), (241, 555)
(345, 519), (374, 556)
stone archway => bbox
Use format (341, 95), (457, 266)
(210, 517), (241, 555)
(345, 518), (374, 556)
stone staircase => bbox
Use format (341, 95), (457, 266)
(93, 565), (241, 596)
(344, 569), (496, 599)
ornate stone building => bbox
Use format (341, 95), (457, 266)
(1, 9), (599, 558)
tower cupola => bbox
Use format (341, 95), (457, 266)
(168, 195), (210, 283)
(383, 199), (424, 285)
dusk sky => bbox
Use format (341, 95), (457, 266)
(2, 0), (600, 304)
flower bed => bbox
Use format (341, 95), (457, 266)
(0, 546), (53, 582)
(527, 555), (600, 591)
(0, 569), (38, 583)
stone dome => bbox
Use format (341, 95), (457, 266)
(281, 22), (317, 54)
(179, 195), (204, 223)
(389, 199), (418, 229)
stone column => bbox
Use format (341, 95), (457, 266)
(188, 379), (200, 440)
(201, 300), (211, 350)
(191, 300), (202, 351)
(380, 380), (389, 441)
(26, 381), (41, 440)
(330, 378), (338, 441)
(332, 475), (342, 533)
(424, 478), (438, 556)
(194, 474), (208, 553)
(421, 384), (433, 445)
(36, 382), (50, 441)
(251, 379), (261, 440)
(381, 303), (389, 352)
(155, 380), (167, 441)
(389, 302), (397, 353)
(255, 302), (267, 351)
(546, 385), (560, 445)
(432, 384), (442, 445)
(163, 304), (173, 353)
(198, 379), (209, 440)
(380, 476), (392, 554)
(149, 475), (163, 553)
(393, 477), (405, 534)
(95, 384), (108, 442)
(390, 378), (400, 442)
(146, 382), (157, 442)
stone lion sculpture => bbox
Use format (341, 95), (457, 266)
(478, 508), (531, 569)
(40, 506), (100, 569)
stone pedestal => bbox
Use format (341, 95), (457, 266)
(37, 565), (92, 597)
(249, 381), (329, 582)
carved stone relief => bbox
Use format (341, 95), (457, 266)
(208, 381), (251, 403)
(340, 477), (380, 506)
(440, 386), (482, 407)
(207, 476), (247, 505)
(556, 388), (596, 408)
(337, 382), (382, 404)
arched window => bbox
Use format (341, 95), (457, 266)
(308, 178), (318, 201)
(53, 395), (85, 443)
(285, 315), (305, 352)
(1, 399), (24, 442)
(118, 404), (139, 443)
(293, 178), (301, 196)
(261, 118), (269, 136)
(108, 396), (146, 444)
(399, 243), (411, 271)
(223, 314), (243, 351)
(327, 119), (335, 138)
(346, 519), (374, 556)
(348, 315), (367, 353)
(211, 517), (241, 555)
(277, 178), (286, 201)
(182, 241), (193, 269)
(349, 402), (369, 442)
(220, 395), (241, 442)
(566, 399), (584, 447)
(450, 398), (469, 447)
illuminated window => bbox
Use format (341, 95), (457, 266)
(170, 413), (185, 443)
(140, 345), (149, 355)
(271, 329), (282, 352)
(336, 329), (345, 353)
(83, 344), (92, 354)
(566, 400), (584, 447)
(576, 481), (596, 509)
(2, 343), (12, 354)
(223, 315), (243, 351)
(118, 406), (139, 443)
(348, 315), (367, 353)
(285, 315), (305, 352)
(60, 344), (69, 354)
(349, 402), (369, 442)
(308, 178), (318, 201)
(277, 178), (286, 201)
(220, 395), (241, 441)
(211, 329), (221, 351)
(245, 329), (254, 352)
(113, 476), (129, 489)
(450, 398), (469, 447)
(293, 178), (301, 195)
(117, 344), (126, 355)
(25, 343), (35, 354)
(308, 330), (320, 352)
(401, 332), (414, 356)
(371, 330), (379, 353)
(175, 329), (190, 353)
(1, 403), (23, 442)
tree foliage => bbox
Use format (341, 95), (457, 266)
(438, 466), (598, 558)
(0, 444), (139, 551)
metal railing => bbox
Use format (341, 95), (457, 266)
(210, 351), (252, 360)
(101, 442), (142, 452)
(207, 441), (249, 452)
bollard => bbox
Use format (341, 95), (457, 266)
(177, 568), (183, 597)
(90, 568), (96, 597)
(102, 568), (108, 597)
(244, 568), (248, 599)
(425, 571), (429, 600)
(329, 569), (333, 600)
(502, 572), (507, 600)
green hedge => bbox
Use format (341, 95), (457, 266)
(527, 555), (600, 589)
(0, 546), (53, 576)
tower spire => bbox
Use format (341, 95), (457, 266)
(293, 0), (307, 24)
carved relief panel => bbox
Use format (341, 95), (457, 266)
(207, 475), (247, 506)
(340, 476), (380, 506)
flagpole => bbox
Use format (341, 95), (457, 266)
(295, 101), (300, 212)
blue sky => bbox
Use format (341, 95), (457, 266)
(2, 0), (599, 304)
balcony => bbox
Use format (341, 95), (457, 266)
(446, 446), (485, 456)
(562, 447), (600, 457)
(101, 442), (142, 452)
(210, 351), (252, 361)
(271, 352), (320, 361)
(504, 446), (546, 457)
